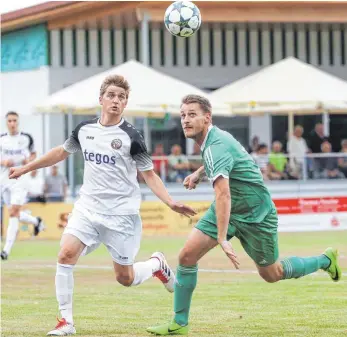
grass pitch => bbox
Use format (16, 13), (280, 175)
(1, 231), (347, 337)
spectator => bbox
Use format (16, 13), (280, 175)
(307, 123), (329, 153)
(314, 141), (345, 179)
(252, 144), (270, 180)
(248, 135), (259, 154)
(27, 170), (45, 203)
(168, 144), (190, 182)
(152, 143), (168, 179)
(338, 139), (347, 178)
(287, 125), (309, 178)
(44, 165), (68, 202)
(189, 142), (203, 171)
(268, 141), (287, 180)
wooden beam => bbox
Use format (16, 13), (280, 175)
(48, 2), (141, 30)
(147, 4), (347, 23)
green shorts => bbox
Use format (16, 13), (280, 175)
(196, 205), (279, 267)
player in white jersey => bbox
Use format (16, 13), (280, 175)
(1, 112), (45, 261)
(9, 75), (196, 336)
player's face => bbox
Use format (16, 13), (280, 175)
(180, 103), (211, 139)
(99, 85), (128, 116)
(7, 115), (19, 134)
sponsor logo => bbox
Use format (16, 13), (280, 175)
(86, 136), (94, 140)
(83, 150), (116, 165)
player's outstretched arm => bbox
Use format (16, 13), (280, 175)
(141, 169), (196, 218)
(214, 176), (240, 269)
(8, 145), (70, 179)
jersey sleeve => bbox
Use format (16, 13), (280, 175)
(22, 133), (35, 153)
(203, 145), (234, 182)
(63, 128), (82, 153)
(130, 133), (153, 172)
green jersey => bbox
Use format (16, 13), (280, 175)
(201, 125), (274, 223)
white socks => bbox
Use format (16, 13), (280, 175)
(131, 258), (160, 286)
(3, 217), (19, 255)
(19, 211), (39, 226)
(56, 263), (74, 324)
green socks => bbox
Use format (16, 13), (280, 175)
(174, 265), (198, 326)
(281, 255), (331, 279)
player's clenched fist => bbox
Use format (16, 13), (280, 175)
(8, 166), (26, 179)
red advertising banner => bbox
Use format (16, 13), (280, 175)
(274, 197), (347, 214)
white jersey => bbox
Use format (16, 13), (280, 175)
(0, 132), (34, 184)
(63, 118), (153, 215)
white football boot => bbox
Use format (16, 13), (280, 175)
(151, 252), (176, 293)
(47, 318), (76, 336)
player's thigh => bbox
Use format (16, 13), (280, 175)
(100, 214), (142, 266)
(61, 208), (100, 261)
(235, 208), (279, 267)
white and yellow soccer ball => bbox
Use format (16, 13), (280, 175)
(164, 1), (202, 38)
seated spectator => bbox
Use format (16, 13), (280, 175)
(287, 125), (308, 178)
(44, 165), (68, 202)
(314, 141), (345, 179)
(338, 139), (347, 178)
(27, 170), (46, 203)
(168, 144), (190, 182)
(252, 144), (270, 180)
(189, 143), (203, 171)
(152, 143), (168, 179)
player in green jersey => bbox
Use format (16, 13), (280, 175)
(147, 95), (341, 336)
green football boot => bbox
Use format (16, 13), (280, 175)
(323, 247), (341, 282)
(146, 320), (189, 335)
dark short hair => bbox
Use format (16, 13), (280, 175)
(6, 111), (19, 118)
(257, 144), (268, 151)
(181, 94), (212, 114)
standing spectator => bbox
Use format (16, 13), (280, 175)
(287, 125), (309, 178)
(248, 135), (259, 154)
(168, 144), (190, 182)
(27, 170), (45, 203)
(314, 141), (345, 179)
(338, 139), (347, 178)
(151, 143), (168, 179)
(44, 165), (68, 202)
(251, 144), (270, 180)
(307, 123), (329, 153)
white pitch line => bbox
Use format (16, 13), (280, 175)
(5, 264), (347, 277)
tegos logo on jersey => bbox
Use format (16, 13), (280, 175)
(83, 150), (116, 165)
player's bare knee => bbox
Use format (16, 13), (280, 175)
(178, 249), (197, 266)
(58, 246), (78, 264)
(9, 206), (20, 217)
(116, 273), (133, 287)
(259, 266), (282, 283)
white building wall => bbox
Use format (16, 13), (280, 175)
(0, 67), (50, 157)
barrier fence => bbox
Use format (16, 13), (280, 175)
(2, 196), (347, 241)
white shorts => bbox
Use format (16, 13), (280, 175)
(63, 207), (142, 265)
(1, 179), (28, 206)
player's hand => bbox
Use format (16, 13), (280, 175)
(183, 172), (200, 190)
(8, 166), (26, 180)
(169, 201), (197, 218)
(2, 159), (14, 168)
(219, 240), (240, 269)
(22, 158), (29, 165)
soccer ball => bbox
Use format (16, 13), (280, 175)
(164, 1), (201, 38)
